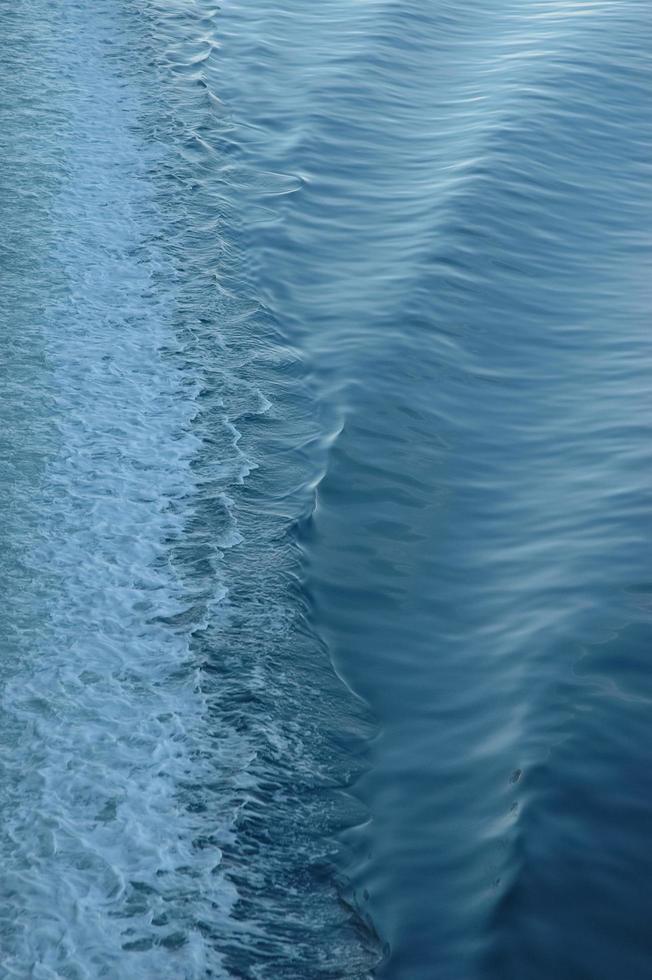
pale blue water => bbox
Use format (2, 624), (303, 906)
(1, 1), (652, 978)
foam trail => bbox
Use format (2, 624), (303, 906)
(0, 2), (377, 976)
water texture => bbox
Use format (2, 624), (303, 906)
(1, 0), (652, 978)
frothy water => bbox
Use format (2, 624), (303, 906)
(1, 2), (375, 976)
(2, 0), (652, 977)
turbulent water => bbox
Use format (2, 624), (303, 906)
(1, 0), (652, 977)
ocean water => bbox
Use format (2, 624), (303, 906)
(1, 0), (651, 977)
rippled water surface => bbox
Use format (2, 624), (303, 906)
(2, 0), (652, 977)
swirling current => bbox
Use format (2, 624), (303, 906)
(1, 1), (651, 978)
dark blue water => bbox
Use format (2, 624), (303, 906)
(2, 0), (652, 977)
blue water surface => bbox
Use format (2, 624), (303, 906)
(1, 1), (652, 978)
